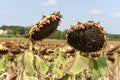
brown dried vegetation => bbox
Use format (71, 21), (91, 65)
(29, 12), (62, 41)
(66, 21), (107, 52)
(67, 21), (106, 52)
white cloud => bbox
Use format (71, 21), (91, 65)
(90, 9), (103, 14)
(41, 0), (58, 6)
(108, 12), (120, 18)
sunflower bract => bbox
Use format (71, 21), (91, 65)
(66, 21), (107, 52)
(29, 12), (62, 41)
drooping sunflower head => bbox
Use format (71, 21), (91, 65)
(0, 44), (8, 55)
(66, 21), (107, 52)
(29, 12), (62, 41)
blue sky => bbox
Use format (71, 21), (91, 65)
(0, 0), (120, 34)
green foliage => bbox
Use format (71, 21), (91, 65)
(53, 52), (66, 79)
(23, 73), (38, 80)
(48, 30), (66, 39)
(68, 52), (89, 75)
(0, 39), (110, 80)
(0, 56), (9, 72)
(0, 46), (109, 80)
(89, 57), (108, 80)
(60, 74), (71, 80)
(0, 25), (66, 39)
(35, 55), (49, 75)
(0, 25), (120, 40)
(28, 77), (38, 80)
(52, 67), (64, 79)
(24, 51), (34, 76)
(54, 53), (66, 68)
(107, 34), (120, 41)
(0, 25), (30, 38)
(0, 34), (17, 37)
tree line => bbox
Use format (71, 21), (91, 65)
(0, 25), (120, 40)
(0, 25), (66, 39)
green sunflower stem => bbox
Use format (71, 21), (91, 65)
(29, 40), (35, 52)
(72, 75), (76, 80)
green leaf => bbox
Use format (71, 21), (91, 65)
(97, 57), (108, 76)
(89, 57), (108, 80)
(24, 51), (34, 76)
(28, 77), (38, 80)
(53, 67), (64, 79)
(0, 57), (9, 72)
(23, 72), (38, 80)
(89, 59), (100, 80)
(35, 55), (49, 75)
(53, 47), (60, 56)
(53, 52), (66, 79)
(16, 54), (23, 61)
(54, 54), (66, 68)
(68, 52), (89, 75)
(59, 74), (71, 80)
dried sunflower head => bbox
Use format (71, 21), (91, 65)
(0, 44), (8, 54)
(29, 12), (62, 41)
(66, 21), (107, 52)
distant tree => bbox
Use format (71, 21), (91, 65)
(107, 34), (120, 40)
(0, 25), (30, 37)
(48, 30), (66, 39)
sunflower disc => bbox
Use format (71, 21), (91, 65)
(66, 21), (107, 52)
